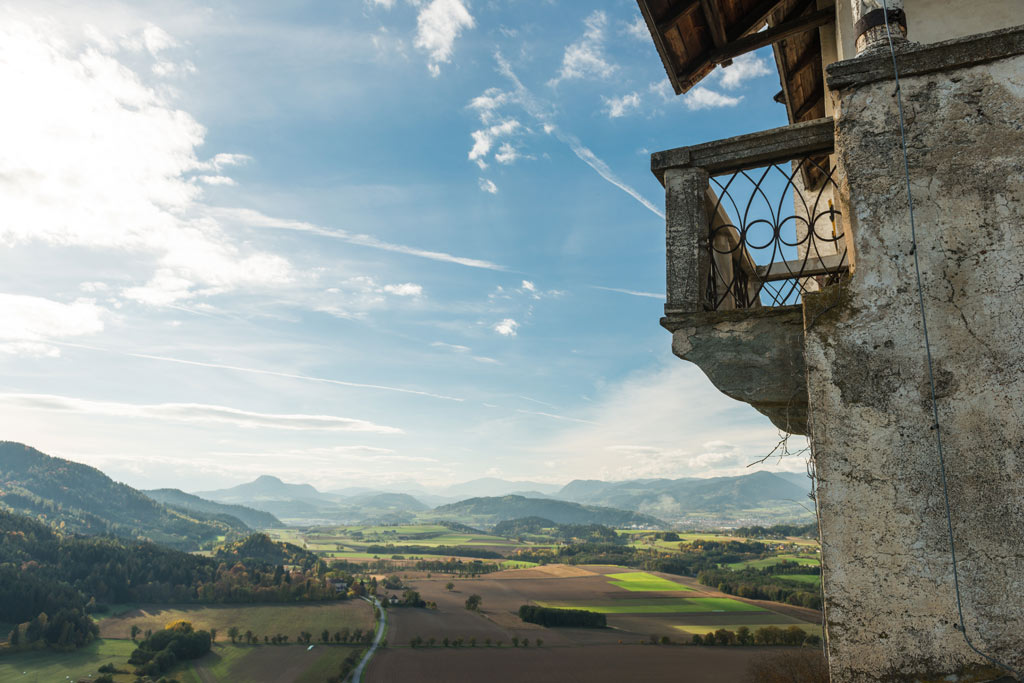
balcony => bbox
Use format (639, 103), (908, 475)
(652, 118), (847, 435)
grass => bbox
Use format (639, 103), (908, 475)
(606, 572), (692, 592)
(294, 646), (366, 683)
(773, 574), (822, 585)
(0, 638), (137, 682)
(501, 560), (539, 568)
(99, 602), (373, 641)
(535, 598), (765, 614)
(726, 554), (821, 570)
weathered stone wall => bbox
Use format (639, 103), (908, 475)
(807, 33), (1024, 682)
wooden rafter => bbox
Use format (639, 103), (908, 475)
(709, 7), (834, 65)
(656, 0), (701, 34)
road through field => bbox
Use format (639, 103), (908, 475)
(353, 596), (386, 683)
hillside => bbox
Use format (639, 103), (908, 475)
(432, 495), (664, 527)
(345, 491), (429, 512)
(0, 442), (246, 550)
(144, 488), (282, 529)
(556, 471), (810, 519)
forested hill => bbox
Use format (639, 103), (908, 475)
(0, 510), (334, 649)
(144, 488), (282, 529)
(433, 495), (665, 527)
(0, 441), (247, 550)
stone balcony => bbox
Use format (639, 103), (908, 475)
(651, 117), (848, 435)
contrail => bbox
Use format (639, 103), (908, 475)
(494, 53), (665, 220)
(52, 341), (464, 402)
(592, 285), (665, 299)
(213, 207), (506, 271)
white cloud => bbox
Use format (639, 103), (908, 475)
(719, 53), (770, 89)
(684, 86), (743, 110)
(623, 16), (649, 41)
(369, 0), (397, 8)
(0, 294), (106, 357)
(603, 92), (641, 118)
(197, 175), (236, 186)
(0, 393), (403, 433)
(0, 19), (291, 306)
(521, 280), (536, 292)
(492, 318), (518, 336)
(649, 79), (675, 103)
(382, 283), (423, 296)
(478, 178), (498, 194)
(549, 11), (616, 86)
(432, 341), (471, 353)
(468, 119), (520, 165)
(494, 142), (519, 165)
(414, 0), (475, 77)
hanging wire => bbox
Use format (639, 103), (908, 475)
(879, 2), (1021, 678)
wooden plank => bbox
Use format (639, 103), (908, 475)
(755, 252), (847, 281)
(700, 0), (729, 49)
(637, 0), (687, 94)
(788, 41), (823, 77)
(709, 6), (834, 64)
(657, 0), (702, 34)
(793, 82), (824, 120)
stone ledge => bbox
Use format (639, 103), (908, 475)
(827, 23), (1024, 91)
(662, 305), (808, 434)
(650, 117), (835, 185)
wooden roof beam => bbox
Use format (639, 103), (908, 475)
(656, 0), (702, 34)
(726, 0), (787, 41)
(709, 6), (834, 65)
(700, 0), (729, 48)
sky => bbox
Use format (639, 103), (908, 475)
(0, 0), (807, 492)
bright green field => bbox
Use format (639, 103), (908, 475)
(501, 560), (539, 568)
(535, 598), (764, 614)
(774, 573), (822, 585)
(606, 572), (692, 592)
(727, 554), (821, 570)
(0, 639), (137, 682)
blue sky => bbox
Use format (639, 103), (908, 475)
(0, 0), (805, 491)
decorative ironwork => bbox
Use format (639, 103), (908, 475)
(706, 156), (848, 310)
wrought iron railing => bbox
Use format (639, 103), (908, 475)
(706, 155), (848, 309)
(652, 117), (850, 316)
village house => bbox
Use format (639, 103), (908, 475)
(635, 0), (1023, 680)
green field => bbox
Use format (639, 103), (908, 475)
(606, 572), (692, 592)
(726, 554), (821, 570)
(774, 573), (822, 585)
(501, 560), (539, 568)
(0, 639), (137, 682)
(535, 597), (764, 614)
(98, 602), (374, 641)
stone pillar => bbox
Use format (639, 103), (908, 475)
(808, 30), (1024, 682)
(852, 0), (906, 54)
(664, 166), (710, 317)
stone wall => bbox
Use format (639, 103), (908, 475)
(806, 28), (1024, 682)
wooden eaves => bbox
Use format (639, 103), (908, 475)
(636, 0), (834, 125)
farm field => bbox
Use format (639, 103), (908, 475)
(0, 638), (137, 682)
(535, 597), (764, 614)
(367, 645), (791, 683)
(97, 601), (373, 640)
(726, 554), (821, 570)
(174, 642), (365, 682)
(775, 573), (822, 585)
(606, 571), (692, 592)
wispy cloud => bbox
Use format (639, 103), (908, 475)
(55, 341), (465, 402)
(719, 53), (770, 89)
(549, 11), (616, 86)
(683, 86), (742, 110)
(0, 293), (107, 357)
(214, 207), (504, 270)
(516, 409), (597, 425)
(478, 177), (499, 194)
(602, 92), (641, 118)
(0, 393), (403, 433)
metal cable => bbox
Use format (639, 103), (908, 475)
(878, 2), (1021, 678)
